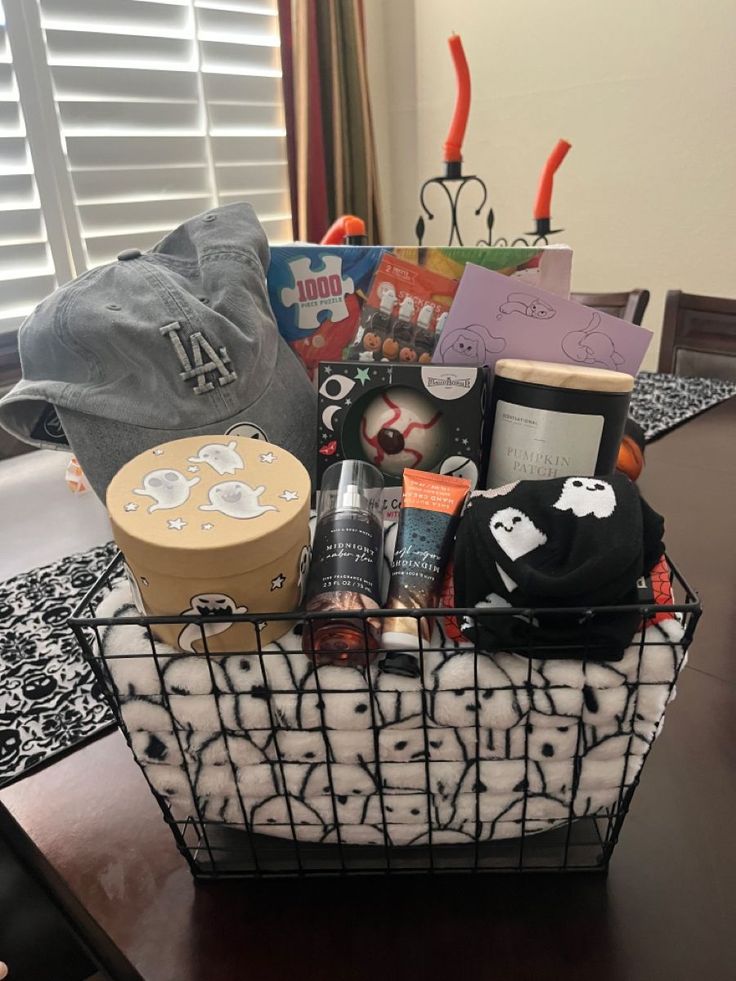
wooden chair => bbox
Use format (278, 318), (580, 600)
(658, 290), (736, 381)
(571, 289), (650, 325)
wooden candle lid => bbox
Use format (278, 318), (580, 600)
(494, 359), (634, 393)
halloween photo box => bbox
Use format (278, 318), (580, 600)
(316, 361), (488, 519)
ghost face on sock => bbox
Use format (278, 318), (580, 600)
(489, 507), (547, 561)
(200, 481), (278, 519)
(133, 469), (199, 512)
(553, 478), (616, 519)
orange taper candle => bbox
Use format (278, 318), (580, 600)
(533, 139), (572, 220)
(443, 34), (470, 163)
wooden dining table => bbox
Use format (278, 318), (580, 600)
(1, 397), (735, 981)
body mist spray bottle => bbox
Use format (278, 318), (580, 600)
(302, 461), (384, 667)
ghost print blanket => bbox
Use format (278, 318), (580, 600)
(93, 577), (685, 847)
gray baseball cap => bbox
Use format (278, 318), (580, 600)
(0, 203), (316, 499)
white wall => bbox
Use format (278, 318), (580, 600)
(365, 0), (736, 368)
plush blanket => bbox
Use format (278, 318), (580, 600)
(94, 576), (685, 846)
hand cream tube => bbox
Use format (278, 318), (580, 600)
(382, 469), (470, 650)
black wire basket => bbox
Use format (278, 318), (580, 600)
(69, 553), (700, 879)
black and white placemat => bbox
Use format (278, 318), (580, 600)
(630, 371), (736, 442)
(0, 542), (118, 787)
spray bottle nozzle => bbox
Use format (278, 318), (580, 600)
(338, 483), (364, 510)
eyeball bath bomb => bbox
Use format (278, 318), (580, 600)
(359, 386), (446, 477)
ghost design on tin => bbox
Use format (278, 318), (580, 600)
(489, 507), (547, 561)
(188, 441), (244, 476)
(178, 593), (248, 653)
(133, 469), (199, 512)
(553, 478), (616, 519)
(199, 481), (278, 520)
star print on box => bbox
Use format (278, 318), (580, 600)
(279, 256), (354, 331)
(280, 490), (298, 502)
(355, 367), (371, 384)
(124, 502), (139, 512)
(270, 573), (286, 591)
(187, 465), (199, 473)
(260, 452), (277, 464)
(167, 517), (187, 530)
(201, 522), (215, 531)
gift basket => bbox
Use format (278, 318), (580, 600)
(69, 519), (700, 878)
(0, 203), (701, 879)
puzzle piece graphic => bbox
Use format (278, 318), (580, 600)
(280, 256), (354, 332)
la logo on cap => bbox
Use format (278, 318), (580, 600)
(160, 322), (236, 396)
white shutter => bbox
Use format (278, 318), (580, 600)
(0, 3), (56, 335)
(195, 0), (291, 243)
(38, 0), (292, 268)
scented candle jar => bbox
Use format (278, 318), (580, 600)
(487, 360), (634, 487)
(106, 436), (310, 652)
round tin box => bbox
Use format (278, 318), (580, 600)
(487, 359), (634, 487)
(107, 436), (311, 651)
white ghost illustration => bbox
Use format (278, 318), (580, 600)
(133, 469), (199, 512)
(188, 440), (244, 476)
(199, 480), (278, 520)
(489, 507), (547, 561)
(553, 477), (616, 519)
(178, 593), (248, 653)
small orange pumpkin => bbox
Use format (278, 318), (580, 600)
(382, 337), (400, 360)
(616, 435), (644, 481)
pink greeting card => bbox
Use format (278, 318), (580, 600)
(432, 264), (652, 375)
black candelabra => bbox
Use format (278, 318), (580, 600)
(415, 161), (564, 248)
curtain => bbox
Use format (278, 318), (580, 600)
(278, 0), (383, 244)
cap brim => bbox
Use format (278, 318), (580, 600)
(57, 340), (316, 500)
(0, 376), (75, 450)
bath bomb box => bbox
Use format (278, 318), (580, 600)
(316, 361), (488, 519)
(107, 436), (311, 652)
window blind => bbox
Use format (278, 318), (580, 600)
(1, 0), (291, 338)
(0, 3), (56, 336)
(40, 0), (291, 267)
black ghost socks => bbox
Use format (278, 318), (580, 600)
(454, 474), (665, 661)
